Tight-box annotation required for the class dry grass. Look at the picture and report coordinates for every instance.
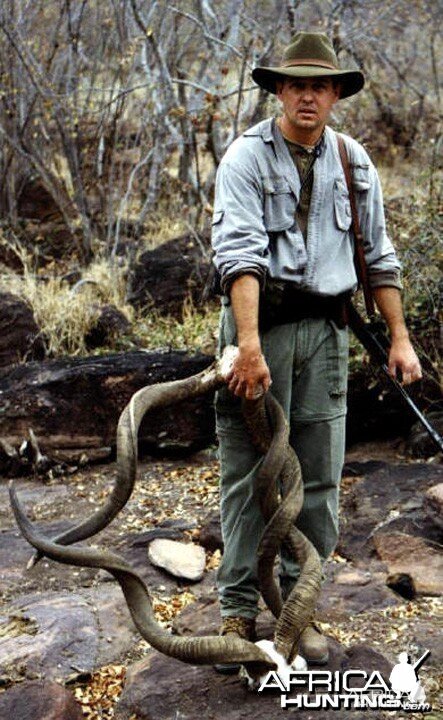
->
[134,296,219,355]
[141,209,189,249]
[0,234,219,357]
[0,159,438,366]
[1,240,134,356]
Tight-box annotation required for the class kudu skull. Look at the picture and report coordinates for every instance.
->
[10,346,322,677]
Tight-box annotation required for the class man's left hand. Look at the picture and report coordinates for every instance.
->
[388,337,422,385]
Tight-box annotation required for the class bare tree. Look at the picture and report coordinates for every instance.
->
[0,0,439,264]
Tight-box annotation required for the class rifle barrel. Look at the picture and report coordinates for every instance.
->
[380,365,443,453]
[412,649,431,672]
[348,303,443,454]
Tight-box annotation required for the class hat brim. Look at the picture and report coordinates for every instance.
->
[252,65,365,99]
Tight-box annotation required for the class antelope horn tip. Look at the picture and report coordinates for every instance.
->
[217,345,239,380]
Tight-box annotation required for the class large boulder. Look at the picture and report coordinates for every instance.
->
[128,234,211,318]
[85,304,132,349]
[0,593,98,681]
[0,292,45,368]
[373,532,443,596]
[17,179,63,222]
[338,460,443,563]
[0,681,83,720]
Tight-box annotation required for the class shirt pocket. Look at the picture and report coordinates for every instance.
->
[351,164,371,192]
[333,178,352,232]
[263,177,295,232]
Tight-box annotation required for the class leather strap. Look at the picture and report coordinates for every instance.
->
[336,133,376,319]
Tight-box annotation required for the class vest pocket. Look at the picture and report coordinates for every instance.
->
[333,179,352,231]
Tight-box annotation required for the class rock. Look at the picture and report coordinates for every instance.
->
[86,583,138,666]
[386,573,417,600]
[112,532,188,595]
[338,461,443,561]
[0,593,98,682]
[115,652,234,720]
[85,304,131,349]
[172,598,221,637]
[317,572,400,622]
[406,412,443,458]
[128,234,211,318]
[0,582,140,682]
[0,514,71,597]
[0,681,83,720]
[409,620,443,668]
[373,533,443,596]
[122,518,194,546]
[0,292,45,369]
[199,513,223,552]
[342,459,387,476]
[117,649,365,720]
[341,644,393,687]
[423,483,443,531]
[0,525,39,593]
[17,179,64,222]
[0,515,99,601]
[147,539,206,581]
[115,622,375,720]
[334,568,371,586]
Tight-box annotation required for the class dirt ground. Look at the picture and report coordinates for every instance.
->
[0,440,442,719]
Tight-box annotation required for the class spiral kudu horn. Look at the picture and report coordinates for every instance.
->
[243,394,322,663]
[12,345,321,670]
[10,346,275,673]
[27,346,239,569]
[9,482,274,673]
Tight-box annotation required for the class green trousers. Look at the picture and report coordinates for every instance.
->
[216,302,349,619]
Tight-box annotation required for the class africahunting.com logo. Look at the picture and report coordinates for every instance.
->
[258,649,432,712]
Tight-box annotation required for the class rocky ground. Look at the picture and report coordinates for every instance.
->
[0,440,442,720]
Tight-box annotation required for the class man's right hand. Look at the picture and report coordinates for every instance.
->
[227,343,271,399]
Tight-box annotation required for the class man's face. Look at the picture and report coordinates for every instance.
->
[276,77,340,135]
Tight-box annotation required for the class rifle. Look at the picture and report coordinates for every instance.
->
[347,302,443,454]
[337,134,443,455]
[412,649,431,673]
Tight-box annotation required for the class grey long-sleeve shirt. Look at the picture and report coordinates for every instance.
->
[212,119,401,296]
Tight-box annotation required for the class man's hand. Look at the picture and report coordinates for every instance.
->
[227,343,271,399]
[373,287,422,386]
[388,336,422,386]
[227,274,271,398]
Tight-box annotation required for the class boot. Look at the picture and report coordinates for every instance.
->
[299,622,329,665]
[213,616,257,674]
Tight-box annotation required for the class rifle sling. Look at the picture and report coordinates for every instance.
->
[336,134,376,319]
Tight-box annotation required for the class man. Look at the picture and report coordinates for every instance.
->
[211,31,421,670]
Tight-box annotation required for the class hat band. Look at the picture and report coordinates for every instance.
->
[283,59,338,70]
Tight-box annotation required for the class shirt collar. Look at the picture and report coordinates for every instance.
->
[279,126,326,157]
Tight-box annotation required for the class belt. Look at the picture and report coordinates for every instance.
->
[259,282,350,331]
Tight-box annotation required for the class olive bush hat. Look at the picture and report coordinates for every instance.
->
[252,31,364,99]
